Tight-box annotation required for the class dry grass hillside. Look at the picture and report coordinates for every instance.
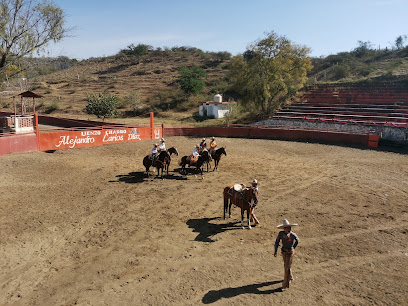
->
[1,50,231,123]
[2,45,408,125]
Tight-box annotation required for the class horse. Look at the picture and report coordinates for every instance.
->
[179,150,211,179]
[223,184,258,229]
[165,147,179,175]
[211,147,227,171]
[200,148,213,172]
[143,147,178,178]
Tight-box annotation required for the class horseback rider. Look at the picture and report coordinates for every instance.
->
[190,144,200,163]
[199,138,207,153]
[158,138,166,152]
[250,179,260,225]
[150,144,159,163]
[209,136,217,154]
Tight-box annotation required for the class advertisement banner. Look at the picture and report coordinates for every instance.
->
[39,126,162,151]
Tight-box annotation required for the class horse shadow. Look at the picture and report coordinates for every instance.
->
[202,280,283,304]
[186,217,241,242]
[109,172,145,184]
[164,173,188,180]
[110,171,188,183]
[174,167,207,176]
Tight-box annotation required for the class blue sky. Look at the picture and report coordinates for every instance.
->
[45,0,408,59]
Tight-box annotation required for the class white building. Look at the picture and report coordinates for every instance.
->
[198,94,237,119]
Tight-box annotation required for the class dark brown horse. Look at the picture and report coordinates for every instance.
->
[179,150,211,179]
[211,147,227,171]
[223,185,258,229]
[164,147,179,175]
[143,147,179,178]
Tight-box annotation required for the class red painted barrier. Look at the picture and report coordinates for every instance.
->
[0,112,163,155]
[163,126,375,147]
[39,126,161,151]
[0,133,37,155]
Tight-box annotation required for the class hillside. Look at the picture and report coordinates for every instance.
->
[1,45,408,124]
[309,46,408,83]
[1,49,232,123]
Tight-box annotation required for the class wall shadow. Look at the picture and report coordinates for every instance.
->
[186,217,241,242]
[202,280,283,304]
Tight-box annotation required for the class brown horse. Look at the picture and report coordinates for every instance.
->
[143,147,178,178]
[179,150,211,179]
[211,147,227,171]
[223,185,258,229]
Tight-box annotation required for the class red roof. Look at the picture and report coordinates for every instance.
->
[198,101,237,105]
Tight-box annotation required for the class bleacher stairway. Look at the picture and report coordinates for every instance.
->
[261,82,408,146]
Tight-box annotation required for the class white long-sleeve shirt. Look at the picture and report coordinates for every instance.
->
[158,142,166,151]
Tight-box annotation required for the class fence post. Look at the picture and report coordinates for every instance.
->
[150,112,154,140]
[35,114,40,151]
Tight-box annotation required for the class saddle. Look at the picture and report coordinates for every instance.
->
[229,184,247,206]
[190,155,198,163]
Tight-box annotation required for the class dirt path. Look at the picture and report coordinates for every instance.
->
[1,137,407,305]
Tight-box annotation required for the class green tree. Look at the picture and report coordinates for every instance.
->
[395,35,407,50]
[121,44,152,57]
[229,31,312,113]
[0,0,69,70]
[353,41,374,57]
[86,92,118,121]
[177,66,207,96]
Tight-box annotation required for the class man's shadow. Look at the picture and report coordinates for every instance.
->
[202,280,283,304]
[186,217,241,242]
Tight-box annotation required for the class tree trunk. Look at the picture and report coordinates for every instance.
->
[0,54,7,70]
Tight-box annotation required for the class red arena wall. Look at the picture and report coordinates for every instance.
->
[0,133,37,155]
[163,126,376,147]
[39,126,160,151]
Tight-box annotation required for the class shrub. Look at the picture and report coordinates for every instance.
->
[45,102,60,114]
[332,65,349,80]
[86,92,118,120]
[121,44,152,57]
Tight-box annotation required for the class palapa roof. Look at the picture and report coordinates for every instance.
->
[17,91,43,98]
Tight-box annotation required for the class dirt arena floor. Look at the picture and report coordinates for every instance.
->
[1,137,407,305]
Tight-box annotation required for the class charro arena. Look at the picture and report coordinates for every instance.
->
[1,130,408,305]
[1,84,408,305]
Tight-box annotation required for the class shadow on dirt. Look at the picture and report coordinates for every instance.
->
[202,280,283,304]
[110,172,145,184]
[186,217,241,242]
[110,171,188,183]
[163,173,189,180]
[173,167,211,176]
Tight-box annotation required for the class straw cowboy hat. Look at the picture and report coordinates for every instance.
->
[252,179,258,185]
[211,136,215,139]
[277,219,298,228]
[160,138,166,142]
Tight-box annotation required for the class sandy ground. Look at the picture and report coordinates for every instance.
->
[1,137,407,305]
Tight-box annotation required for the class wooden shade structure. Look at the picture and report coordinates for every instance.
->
[13,91,43,116]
